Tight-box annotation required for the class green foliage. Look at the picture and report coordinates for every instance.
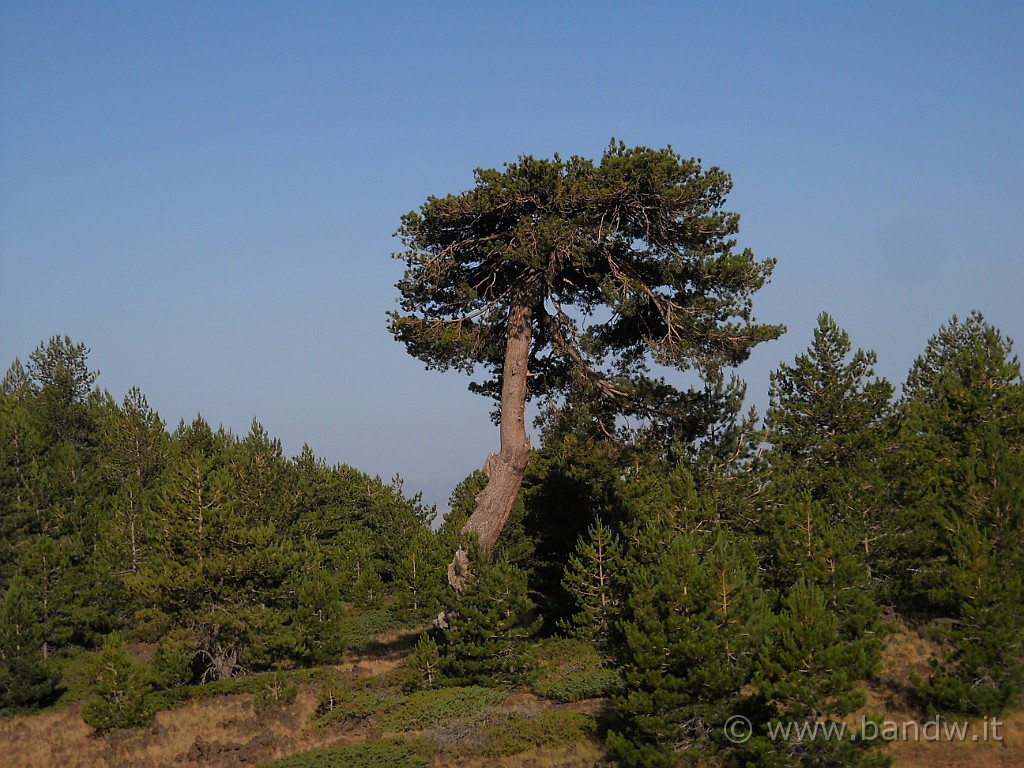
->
[560,519,623,647]
[402,633,442,692]
[81,633,151,731]
[526,637,621,702]
[335,609,408,652]
[434,709,597,759]
[518,407,628,623]
[313,670,405,727]
[392,525,449,621]
[439,552,540,687]
[145,627,196,690]
[889,312,1024,713]
[252,670,298,711]
[23,335,100,446]
[263,740,430,768]
[760,314,887,717]
[2,298,1022,768]
[750,579,887,768]
[759,578,867,716]
[765,312,893,483]
[380,685,504,731]
[390,142,782,418]
[0,574,62,712]
[764,312,892,591]
[609,522,771,768]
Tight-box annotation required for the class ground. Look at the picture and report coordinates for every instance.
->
[0,625,1021,767]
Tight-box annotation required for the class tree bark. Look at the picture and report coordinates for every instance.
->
[449,296,535,590]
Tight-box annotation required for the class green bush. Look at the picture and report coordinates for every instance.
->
[262,739,429,768]
[401,633,442,692]
[253,670,298,710]
[313,671,405,727]
[480,710,596,757]
[146,626,196,689]
[81,633,151,731]
[432,709,597,758]
[336,609,407,652]
[380,685,504,731]
[527,637,621,702]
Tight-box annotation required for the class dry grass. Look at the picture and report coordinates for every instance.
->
[886,709,1024,768]
[0,689,324,768]
[0,621,1020,768]
[869,618,1024,768]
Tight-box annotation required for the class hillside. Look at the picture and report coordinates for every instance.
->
[1,622,1021,768]
[3,313,1023,767]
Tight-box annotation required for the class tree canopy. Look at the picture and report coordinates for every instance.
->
[390,141,783,554]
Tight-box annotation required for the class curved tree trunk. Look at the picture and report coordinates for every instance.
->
[448,297,534,590]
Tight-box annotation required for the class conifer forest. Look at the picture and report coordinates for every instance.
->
[2,145,1022,768]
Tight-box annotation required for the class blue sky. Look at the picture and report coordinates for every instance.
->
[2,1,1021,510]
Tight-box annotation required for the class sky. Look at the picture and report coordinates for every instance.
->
[2,1,1022,511]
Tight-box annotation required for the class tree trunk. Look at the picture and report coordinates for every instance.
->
[449,297,534,590]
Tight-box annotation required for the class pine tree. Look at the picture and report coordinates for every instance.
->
[0,338,111,649]
[81,632,150,731]
[127,417,303,678]
[23,335,99,448]
[764,312,893,575]
[232,419,290,529]
[0,384,46,587]
[393,524,449,621]
[440,550,539,687]
[291,538,349,663]
[609,523,771,768]
[760,314,889,689]
[403,633,442,692]
[755,578,887,768]
[0,574,61,712]
[560,519,622,649]
[391,143,782,562]
[890,312,1024,713]
[95,388,167,576]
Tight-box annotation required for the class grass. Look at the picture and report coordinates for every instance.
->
[1,619,1021,768]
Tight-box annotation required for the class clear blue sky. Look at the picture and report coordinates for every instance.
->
[2,1,1021,510]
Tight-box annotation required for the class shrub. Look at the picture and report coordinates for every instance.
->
[263,739,429,768]
[431,709,597,758]
[81,633,151,731]
[253,670,298,710]
[380,685,504,731]
[527,637,621,702]
[402,633,442,692]
[313,671,405,728]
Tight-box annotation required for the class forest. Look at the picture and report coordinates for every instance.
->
[2,145,1023,768]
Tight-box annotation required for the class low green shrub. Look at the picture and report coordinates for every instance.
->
[526,637,622,702]
[261,739,429,768]
[253,670,298,710]
[380,685,504,731]
[431,709,597,758]
[336,609,407,652]
[480,710,597,756]
[313,670,404,727]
